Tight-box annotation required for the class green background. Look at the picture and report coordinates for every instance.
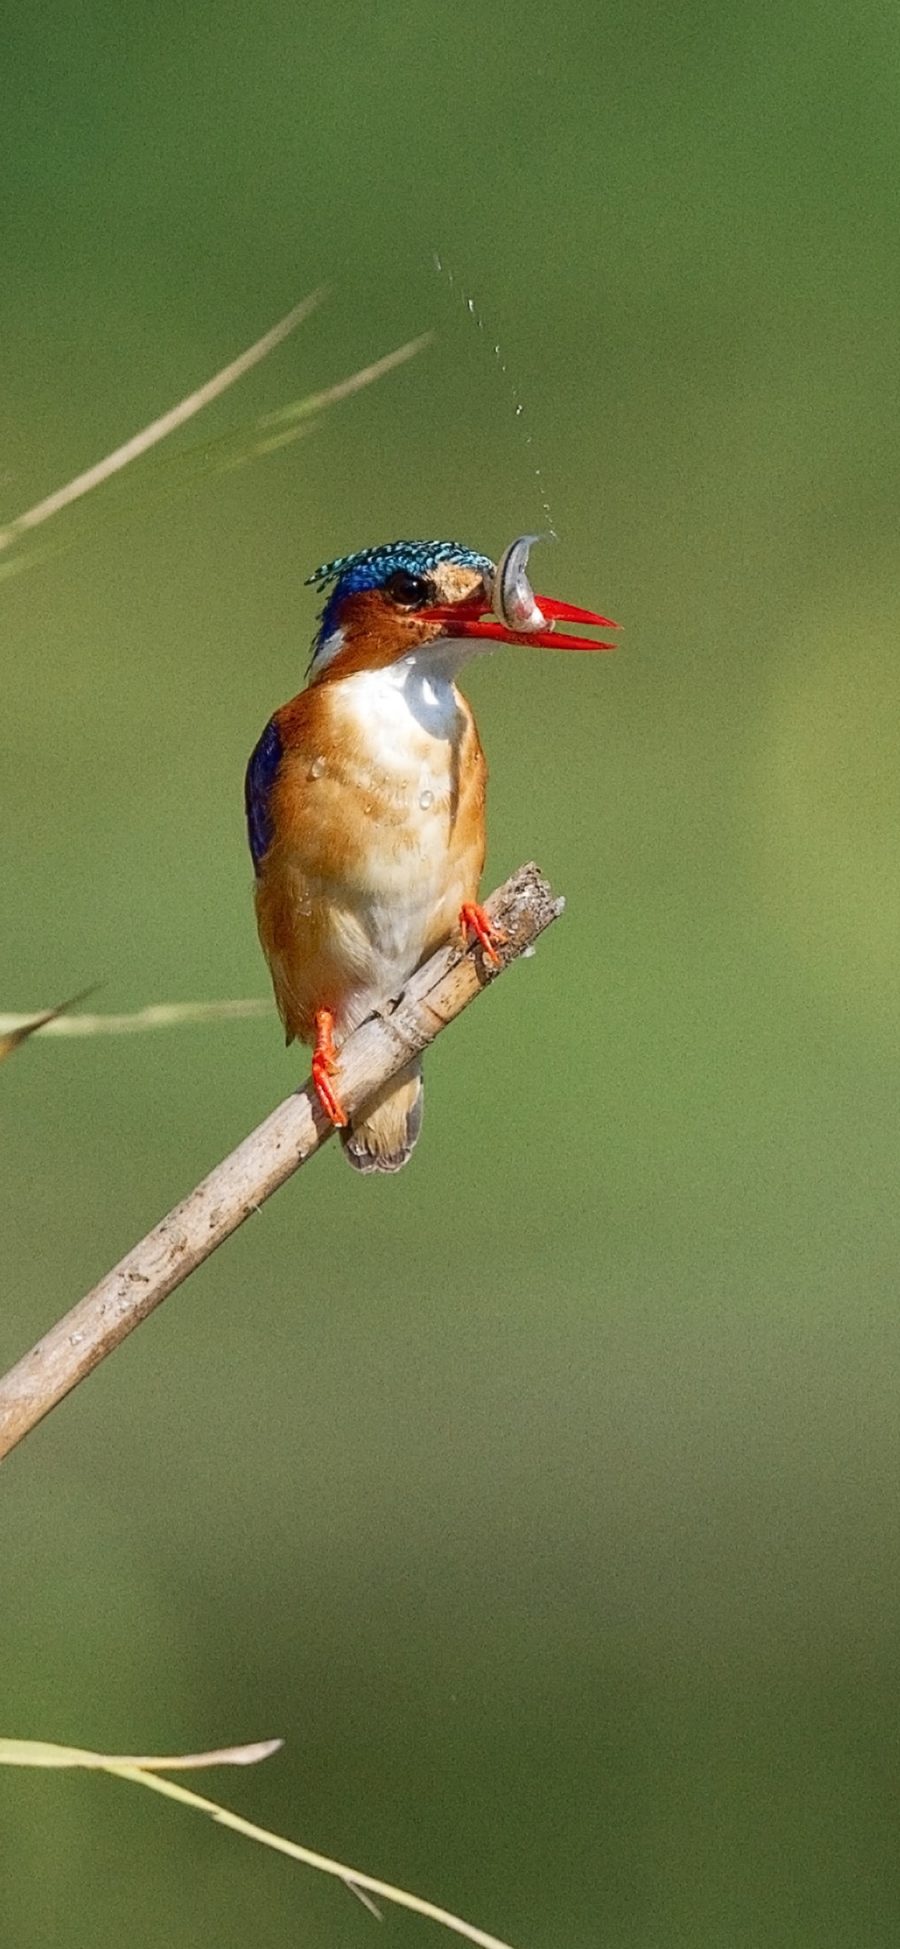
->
[3,2,900,1943]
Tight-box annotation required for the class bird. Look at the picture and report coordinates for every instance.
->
[245,536,615,1173]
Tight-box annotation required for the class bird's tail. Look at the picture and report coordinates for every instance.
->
[341,1059,424,1175]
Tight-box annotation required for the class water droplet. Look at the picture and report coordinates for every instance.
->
[309,757,325,780]
[419,789,434,810]
[430,251,557,535]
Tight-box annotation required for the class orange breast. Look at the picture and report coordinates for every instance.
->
[254,665,486,1045]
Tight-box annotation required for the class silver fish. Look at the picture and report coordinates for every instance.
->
[490,534,547,633]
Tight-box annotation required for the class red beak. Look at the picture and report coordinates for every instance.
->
[425,593,618,652]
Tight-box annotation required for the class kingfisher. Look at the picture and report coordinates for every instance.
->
[245,535,615,1173]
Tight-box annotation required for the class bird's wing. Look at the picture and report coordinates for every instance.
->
[244,716,284,873]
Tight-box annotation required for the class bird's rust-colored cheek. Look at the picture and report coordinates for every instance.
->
[311,588,441,680]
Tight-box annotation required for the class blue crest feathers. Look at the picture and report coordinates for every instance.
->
[307,538,493,645]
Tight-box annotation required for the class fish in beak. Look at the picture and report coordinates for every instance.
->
[425,534,618,652]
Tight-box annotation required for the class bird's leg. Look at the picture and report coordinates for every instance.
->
[311,1007,348,1127]
[459,901,506,968]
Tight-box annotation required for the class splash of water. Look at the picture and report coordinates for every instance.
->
[432,252,558,541]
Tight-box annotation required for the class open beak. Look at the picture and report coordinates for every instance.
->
[424,534,617,651]
[424,594,618,653]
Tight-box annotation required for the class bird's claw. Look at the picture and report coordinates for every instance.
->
[459,901,506,968]
[312,1009,348,1127]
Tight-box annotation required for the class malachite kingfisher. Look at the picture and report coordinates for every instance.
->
[245,535,615,1174]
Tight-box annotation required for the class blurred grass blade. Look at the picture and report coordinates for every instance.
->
[0,998,269,1044]
[118,1741,285,1770]
[0,290,325,558]
[258,332,434,431]
[347,1880,385,1919]
[166,329,434,480]
[0,987,99,1064]
[0,1737,520,1949]
[0,330,433,587]
[0,1738,282,1769]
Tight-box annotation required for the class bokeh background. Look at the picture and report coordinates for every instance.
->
[3,2,900,1943]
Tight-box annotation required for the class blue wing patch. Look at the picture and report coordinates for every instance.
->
[245,716,283,873]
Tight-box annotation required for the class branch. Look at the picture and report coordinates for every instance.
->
[0,864,563,1463]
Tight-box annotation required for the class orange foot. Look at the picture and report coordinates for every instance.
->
[312,1007,348,1127]
[459,901,506,969]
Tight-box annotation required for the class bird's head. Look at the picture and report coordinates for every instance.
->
[305,536,616,680]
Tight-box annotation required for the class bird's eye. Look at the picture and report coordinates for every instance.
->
[385,569,434,609]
